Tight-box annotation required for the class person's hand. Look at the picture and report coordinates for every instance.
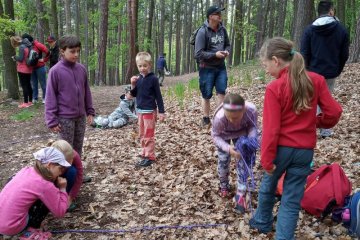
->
[130,76,139,85]
[265,165,276,175]
[87,115,94,125]
[215,51,226,59]
[11,56,16,61]
[159,113,166,122]
[229,147,241,159]
[221,51,229,57]
[50,125,61,133]
[38,58,44,63]
[56,177,67,190]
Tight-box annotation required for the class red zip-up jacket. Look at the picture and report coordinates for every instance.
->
[261,67,342,171]
[33,40,50,68]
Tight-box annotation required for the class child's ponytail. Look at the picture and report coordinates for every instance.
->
[34,161,54,181]
[288,51,314,114]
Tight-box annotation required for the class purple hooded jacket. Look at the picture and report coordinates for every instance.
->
[45,59,95,128]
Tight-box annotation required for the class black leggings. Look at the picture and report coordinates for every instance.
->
[18,72,33,103]
[27,200,50,228]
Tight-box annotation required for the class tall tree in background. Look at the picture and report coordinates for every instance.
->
[125,0,139,83]
[75,0,80,38]
[35,0,49,42]
[276,0,287,37]
[293,0,314,49]
[146,0,155,53]
[167,0,174,71]
[0,0,19,99]
[50,0,59,38]
[233,0,243,66]
[175,1,181,75]
[159,0,165,55]
[65,0,72,34]
[96,0,109,85]
[336,0,345,23]
[349,16,360,63]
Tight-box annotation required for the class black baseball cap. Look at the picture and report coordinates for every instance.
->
[206,6,225,18]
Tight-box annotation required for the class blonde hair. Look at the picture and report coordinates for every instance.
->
[260,37,314,114]
[135,52,152,65]
[34,161,54,181]
[10,36,22,48]
[51,140,74,162]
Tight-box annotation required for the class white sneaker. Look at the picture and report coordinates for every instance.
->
[42,99,45,104]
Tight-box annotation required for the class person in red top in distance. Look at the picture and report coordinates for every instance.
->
[249,37,342,240]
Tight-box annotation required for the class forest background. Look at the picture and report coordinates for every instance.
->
[0,0,360,99]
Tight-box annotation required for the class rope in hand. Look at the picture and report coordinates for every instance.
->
[51,223,227,234]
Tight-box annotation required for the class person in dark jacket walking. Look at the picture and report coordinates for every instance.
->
[300,0,349,138]
[47,35,60,69]
[195,5,230,128]
[156,53,169,86]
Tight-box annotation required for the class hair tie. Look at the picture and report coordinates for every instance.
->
[290,49,296,56]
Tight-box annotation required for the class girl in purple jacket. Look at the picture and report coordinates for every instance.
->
[45,35,95,156]
[211,93,258,213]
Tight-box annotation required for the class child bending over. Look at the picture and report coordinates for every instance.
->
[92,86,137,128]
[130,52,166,167]
[211,93,258,214]
[249,37,342,240]
[0,147,70,238]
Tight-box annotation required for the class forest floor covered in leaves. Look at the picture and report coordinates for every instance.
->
[0,64,359,240]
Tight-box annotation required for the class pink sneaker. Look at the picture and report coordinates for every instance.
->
[19,227,52,240]
[26,102,33,107]
[18,103,28,108]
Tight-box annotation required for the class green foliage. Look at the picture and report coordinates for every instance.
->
[10,109,34,121]
[228,74,235,86]
[0,18,16,40]
[258,69,266,84]
[173,82,186,108]
[187,77,198,92]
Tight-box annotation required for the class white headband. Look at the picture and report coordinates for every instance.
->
[33,147,71,167]
[223,103,243,111]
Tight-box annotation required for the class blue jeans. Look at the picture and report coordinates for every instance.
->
[250,146,313,240]
[62,166,77,193]
[31,66,47,101]
[199,66,227,99]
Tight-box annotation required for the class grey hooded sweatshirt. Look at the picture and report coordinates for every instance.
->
[194,20,230,68]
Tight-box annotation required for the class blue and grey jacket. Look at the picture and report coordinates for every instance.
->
[194,20,230,68]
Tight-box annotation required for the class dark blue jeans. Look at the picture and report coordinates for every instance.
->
[62,166,77,193]
[250,146,313,240]
[199,66,227,99]
[31,66,46,101]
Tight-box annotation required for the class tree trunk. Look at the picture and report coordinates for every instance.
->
[276,0,287,37]
[267,0,275,38]
[96,0,109,85]
[35,0,49,43]
[167,0,174,72]
[228,0,235,65]
[349,16,360,63]
[65,0,72,34]
[115,18,122,85]
[336,0,345,23]
[159,0,165,55]
[175,1,182,75]
[50,0,59,38]
[233,0,243,66]
[186,0,193,73]
[181,1,188,74]
[75,0,80,38]
[293,0,314,49]
[84,0,89,77]
[125,0,138,83]
[146,0,155,53]
[0,0,19,99]
[58,0,64,36]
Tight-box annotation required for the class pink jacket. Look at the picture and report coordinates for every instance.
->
[14,39,33,74]
[0,167,68,235]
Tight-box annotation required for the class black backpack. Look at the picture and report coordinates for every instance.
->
[26,45,40,66]
[189,25,206,46]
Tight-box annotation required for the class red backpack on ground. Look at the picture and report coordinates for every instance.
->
[301,163,352,218]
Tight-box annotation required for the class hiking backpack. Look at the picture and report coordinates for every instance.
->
[300,163,352,218]
[332,190,360,238]
[189,25,206,46]
[26,45,40,66]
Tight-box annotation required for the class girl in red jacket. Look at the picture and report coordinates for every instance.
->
[249,37,342,240]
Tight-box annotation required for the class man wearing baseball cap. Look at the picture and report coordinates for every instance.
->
[47,35,59,69]
[195,5,230,128]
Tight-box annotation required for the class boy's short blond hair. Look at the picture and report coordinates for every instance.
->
[136,52,152,65]
[51,140,74,163]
